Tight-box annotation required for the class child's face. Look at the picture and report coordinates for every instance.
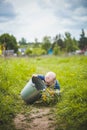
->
[45,75,54,86]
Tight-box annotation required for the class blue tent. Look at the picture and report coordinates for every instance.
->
[48,48,53,55]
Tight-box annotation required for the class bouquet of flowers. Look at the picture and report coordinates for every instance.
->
[41,88,59,105]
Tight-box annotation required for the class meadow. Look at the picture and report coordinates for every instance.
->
[0,55,87,130]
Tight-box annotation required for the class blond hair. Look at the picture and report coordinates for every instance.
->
[45,71,56,80]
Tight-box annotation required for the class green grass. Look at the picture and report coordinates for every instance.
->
[0,55,87,130]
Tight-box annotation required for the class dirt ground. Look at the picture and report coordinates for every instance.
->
[14,103,56,130]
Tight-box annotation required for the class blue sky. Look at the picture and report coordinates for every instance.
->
[0,0,87,42]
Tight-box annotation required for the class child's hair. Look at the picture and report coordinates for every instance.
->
[45,71,56,80]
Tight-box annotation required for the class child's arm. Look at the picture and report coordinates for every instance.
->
[54,80,60,95]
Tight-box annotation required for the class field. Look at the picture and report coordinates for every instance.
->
[0,55,87,130]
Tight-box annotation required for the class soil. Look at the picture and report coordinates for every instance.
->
[14,102,56,130]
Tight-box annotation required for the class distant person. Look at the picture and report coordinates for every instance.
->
[32,71,60,95]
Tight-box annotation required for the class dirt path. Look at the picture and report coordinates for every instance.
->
[14,104,56,130]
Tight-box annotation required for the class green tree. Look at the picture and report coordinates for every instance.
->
[41,36,51,53]
[53,44,60,55]
[64,32,78,52]
[52,34,65,50]
[0,33,18,52]
[25,47,32,56]
[33,38,41,48]
[78,29,87,50]
[19,37,27,45]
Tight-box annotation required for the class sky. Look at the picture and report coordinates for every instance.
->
[0,0,87,42]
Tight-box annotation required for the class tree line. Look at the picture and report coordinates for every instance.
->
[0,29,87,56]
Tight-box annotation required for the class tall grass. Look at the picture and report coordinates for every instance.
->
[0,57,36,129]
[0,55,87,130]
[54,56,87,130]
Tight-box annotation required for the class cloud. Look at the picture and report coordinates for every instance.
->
[0,0,87,42]
[0,0,16,22]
